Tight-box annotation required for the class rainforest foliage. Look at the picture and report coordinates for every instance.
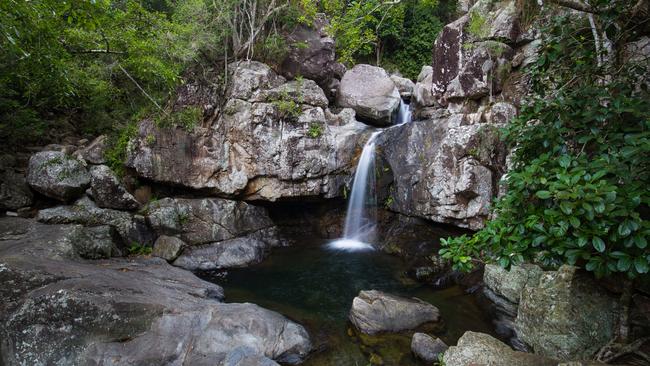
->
[0,0,454,148]
[440,4,650,279]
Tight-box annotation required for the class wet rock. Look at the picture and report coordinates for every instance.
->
[515,265,619,361]
[0,217,311,365]
[89,165,140,210]
[349,290,440,335]
[67,224,122,259]
[127,61,370,200]
[442,331,557,366]
[26,151,90,202]
[336,64,401,126]
[411,333,448,363]
[152,235,185,261]
[390,74,415,99]
[172,230,276,271]
[74,135,108,164]
[377,117,507,230]
[484,263,543,304]
[37,196,154,245]
[0,170,33,210]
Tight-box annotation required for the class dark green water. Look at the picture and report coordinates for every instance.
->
[201,239,495,365]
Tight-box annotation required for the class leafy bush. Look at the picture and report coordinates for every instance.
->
[127,242,152,256]
[440,13,650,278]
[307,123,323,138]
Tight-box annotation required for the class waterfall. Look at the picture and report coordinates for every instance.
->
[328,131,381,251]
[328,98,411,251]
[396,100,412,125]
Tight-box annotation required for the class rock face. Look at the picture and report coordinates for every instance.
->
[74,135,108,164]
[0,217,311,365]
[279,13,344,95]
[89,165,140,210]
[442,331,557,366]
[152,235,185,261]
[377,113,507,230]
[411,333,448,363]
[484,264,543,304]
[349,290,440,334]
[146,197,284,270]
[515,266,619,361]
[391,74,415,99]
[67,225,122,259]
[336,64,401,126]
[127,61,370,201]
[26,151,90,202]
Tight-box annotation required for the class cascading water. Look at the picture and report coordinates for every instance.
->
[329,99,412,251]
[328,131,381,251]
[396,99,412,125]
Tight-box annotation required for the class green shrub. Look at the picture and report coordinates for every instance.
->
[127,242,152,256]
[307,123,323,138]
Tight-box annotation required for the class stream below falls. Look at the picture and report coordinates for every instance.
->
[200,237,496,365]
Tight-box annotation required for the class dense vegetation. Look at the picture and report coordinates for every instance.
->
[441,3,650,279]
[0,0,454,149]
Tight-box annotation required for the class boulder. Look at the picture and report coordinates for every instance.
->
[127,61,370,200]
[411,333,448,363]
[89,165,140,210]
[37,196,154,245]
[26,151,90,202]
[172,233,273,271]
[74,135,108,164]
[0,217,311,365]
[515,265,619,361]
[377,116,507,230]
[66,225,122,259]
[442,331,557,366]
[279,14,344,93]
[0,170,33,210]
[483,263,543,304]
[336,64,401,126]
[152,235,185,261]
[146,197,283,269]
[390,74,415,99]
[349,290,440,334]
[222,346,280,366]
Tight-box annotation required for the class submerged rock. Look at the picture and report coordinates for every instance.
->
[515,265,619,361]
[442,331,556,366]
[89,165,140,210]
[26,151,90,202]
[0,217,311,365]
[411,333,448,363]
[336,64,401,126]
[349,290,440,335]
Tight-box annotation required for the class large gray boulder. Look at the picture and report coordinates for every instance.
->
[377,114,507,230]
[411,333,448,363]
[66,225,122,259]
[127,61,370,201]
[0,217,311,365]
[152,235,185,261]
[74,135,108,164]
[279,14,345,92]
[515,265,619,361]
[484,263,543,304]
[336,64,401,126]
[349,290,440,335]
[26,151,90,202]
[391,74,415,99]
[37,196,154,245]
[146,197,284,270]
[442,331,557,366]
[89,165,140,210]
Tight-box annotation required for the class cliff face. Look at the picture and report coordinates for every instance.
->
[377,0,536,230]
